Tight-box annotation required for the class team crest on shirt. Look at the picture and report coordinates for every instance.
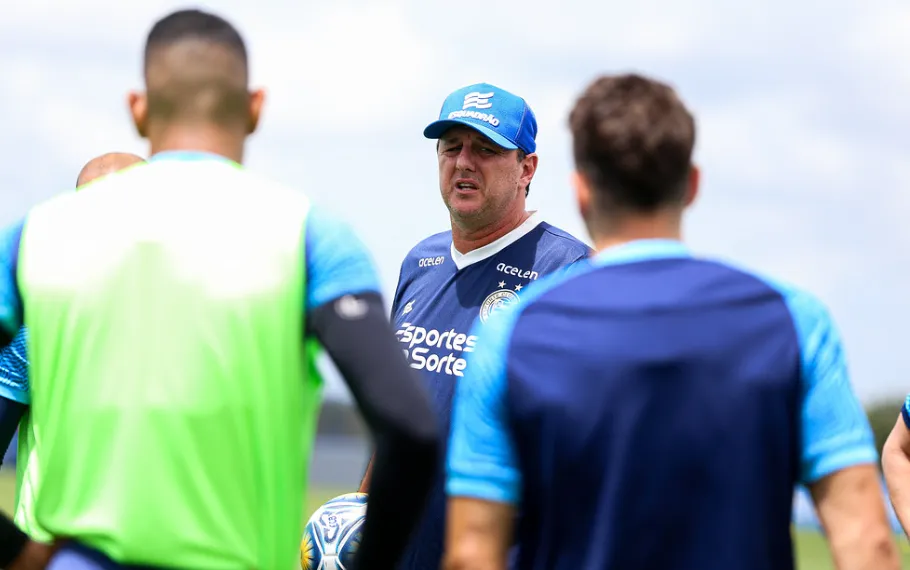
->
[479,281,522,323]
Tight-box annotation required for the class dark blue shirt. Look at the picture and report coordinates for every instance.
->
[392,213,590,570]
[448,239,876,570]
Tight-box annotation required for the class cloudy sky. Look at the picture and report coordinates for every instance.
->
[0,0,907,403]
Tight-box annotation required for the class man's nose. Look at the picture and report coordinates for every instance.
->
[454,146,476,172]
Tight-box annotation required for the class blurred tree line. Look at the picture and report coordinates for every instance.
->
[317,400,367,437]
[868,399,905,457]
[318,397,909,453]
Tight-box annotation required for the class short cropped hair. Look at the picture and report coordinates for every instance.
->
[569,74,695,213]
[145,9,248,70]
[143,9,250,125]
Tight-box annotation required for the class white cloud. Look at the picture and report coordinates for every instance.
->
[828,1,910,126]
[253,2,441,134]
[848,0,910,80]
[697,90,865,192]
[2,1,444,136]
[455,0,714,59]
[0,55,144,174]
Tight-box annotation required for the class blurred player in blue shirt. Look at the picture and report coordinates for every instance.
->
[444,73,900,570]
[357,82,591,570]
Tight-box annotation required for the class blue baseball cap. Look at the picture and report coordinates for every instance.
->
[423,82,537,154]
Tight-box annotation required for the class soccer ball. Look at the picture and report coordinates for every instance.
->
[300,492,368,570]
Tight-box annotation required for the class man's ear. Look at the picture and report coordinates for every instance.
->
[128,91,148,138]
[684,164,700,208]
[247,88,266,134]
[572,170,592,222]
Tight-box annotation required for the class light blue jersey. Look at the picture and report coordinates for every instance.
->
[0,328,28,404]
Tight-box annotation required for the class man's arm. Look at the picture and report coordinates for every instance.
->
[357,260,409,495]
[882,403,910,536]
[0,397,24,467]
[357,456,373,493]
[0,219,25,348]
[788,288,900,569]
[305,208,439,569]
[0,514,51,570]
[0,327,31,465]
[444,308,522,570]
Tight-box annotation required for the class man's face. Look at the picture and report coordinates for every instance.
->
[437,126,534,226]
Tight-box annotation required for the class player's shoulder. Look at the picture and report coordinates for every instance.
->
[537,221,590,250]
[401,230,452,264]
[694,256,832,324]
[26,186,89,220]
[304,203,374,261]
[232,168,314,211]
[531,221,592,262]
[495,257,596,323]
[161,159,313,211]
[473,260,590,345]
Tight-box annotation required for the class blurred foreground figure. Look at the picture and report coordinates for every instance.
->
[0,151,146,545]
[0,8,437,570]
[443,73,901,570]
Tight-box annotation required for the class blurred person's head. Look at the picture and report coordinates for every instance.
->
[76,152,146,188]
[423,83,539,245]
[568,73,699,250]
[128,9,264,164]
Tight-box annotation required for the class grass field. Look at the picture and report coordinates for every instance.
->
[0,470,907,568]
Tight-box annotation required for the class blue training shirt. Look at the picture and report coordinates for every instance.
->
[392,212,590,570]
[448,239,876,570]
[0,328,28,404]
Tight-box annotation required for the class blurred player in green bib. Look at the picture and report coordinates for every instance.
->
[0,8,438,570]
[0,151,145,546]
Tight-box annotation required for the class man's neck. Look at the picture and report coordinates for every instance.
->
[590,212,683,253]
[148,124,246,164]
[451,208,532,254]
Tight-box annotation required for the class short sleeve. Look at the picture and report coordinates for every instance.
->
[304,206,382,313]
[446,306,522,505]
[0,219,25,337]
[0,327,29,404]
[785,287,877,484]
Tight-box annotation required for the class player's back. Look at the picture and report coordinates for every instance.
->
[18,155,319,569]
[506,246,807,570]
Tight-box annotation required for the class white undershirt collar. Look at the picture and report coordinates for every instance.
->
[450,211,543,270]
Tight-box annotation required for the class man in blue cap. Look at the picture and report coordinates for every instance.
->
[357,83,591,569]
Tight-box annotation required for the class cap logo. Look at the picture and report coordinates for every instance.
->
[447,91,500,127]
[462,91,494,110]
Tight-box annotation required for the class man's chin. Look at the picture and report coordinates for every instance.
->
[448,204,486,223]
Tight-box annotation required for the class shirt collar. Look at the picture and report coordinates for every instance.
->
[591,239,691,268]
[148,151,239,167]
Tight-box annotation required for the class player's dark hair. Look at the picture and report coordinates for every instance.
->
[569,73,695,213]
[145,9,248,69]
[143,9,250,125]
